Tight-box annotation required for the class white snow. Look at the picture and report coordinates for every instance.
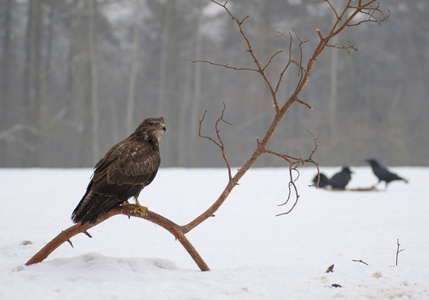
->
[1,167,428,299]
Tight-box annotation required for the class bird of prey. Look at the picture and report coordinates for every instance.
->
[329,167,353,190]
[312,173,330,188]
[366,159,408,189]
[72,117,166,224]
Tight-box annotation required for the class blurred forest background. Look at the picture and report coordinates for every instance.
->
[0,0,427,168]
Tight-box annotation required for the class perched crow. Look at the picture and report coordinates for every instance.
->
[329,167,353,190]
[366,159,408,189]
[312,173,330,188]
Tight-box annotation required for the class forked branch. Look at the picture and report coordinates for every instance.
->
[318,0,390,40]
[259,126,319,215]
[26,206,210,271]
[190,0,389,220]
[395,238,405,266]
[199,102,233,180]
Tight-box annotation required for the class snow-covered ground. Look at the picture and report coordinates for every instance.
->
[1,167,428,299]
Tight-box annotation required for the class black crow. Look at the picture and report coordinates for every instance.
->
[329,167,353,190]
[312,173,330,188]
[366,159,408,189]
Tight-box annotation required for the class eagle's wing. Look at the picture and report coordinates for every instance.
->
[91,140,161,194]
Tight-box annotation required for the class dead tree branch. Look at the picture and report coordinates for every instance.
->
[26,205,209,271]
[352,259,369,266]
[199,102,233,181]
[0,124,39,151]
[395,238,405,266]
[188,0,389,220]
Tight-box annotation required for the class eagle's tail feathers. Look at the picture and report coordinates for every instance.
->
[71,192,122,225]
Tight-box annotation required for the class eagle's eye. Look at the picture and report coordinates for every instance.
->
[151,122,165,129]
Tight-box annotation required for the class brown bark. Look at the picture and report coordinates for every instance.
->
[26,205,209,271]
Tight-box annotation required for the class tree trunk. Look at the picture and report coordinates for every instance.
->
[125,0,143,134]
[35,0,50,166]
[189,0,205,166]
[24,0,35,112]
[89,0,99,162]
[0,0,12,128]
[328,2,339,141]
[157,1,173,117]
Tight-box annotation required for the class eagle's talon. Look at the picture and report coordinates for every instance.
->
[131,196,147,216]
[132,205,148,216]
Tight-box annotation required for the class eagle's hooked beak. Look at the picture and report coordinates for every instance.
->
[161,124,166,132]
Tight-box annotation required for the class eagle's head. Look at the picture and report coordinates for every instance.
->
[135,117,166,142]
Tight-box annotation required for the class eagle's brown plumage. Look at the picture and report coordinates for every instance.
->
[72,117,165,224]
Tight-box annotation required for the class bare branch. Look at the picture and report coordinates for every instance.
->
[256,126,319,215]
[348,3,391,26]
[296,98,314,110]
[189,59,258,73]
[83,230,92,238]
[0,124,39,151]
[304,125,319,162]
[278,167,300,208]
[198,110,221,148]
[352,259,369,266]
[274,31,309,99]
[395,238,405,266]
[262,50,283,72]
[205,0,281,112]
[0,124,39,140]
[199,103,233,180]
[293,31,309,91]
[26,205,210,272]
[333,1,390,36]
[274,32,293,95]
[66,239,74,248]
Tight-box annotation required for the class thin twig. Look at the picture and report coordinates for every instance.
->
[256,125,319,215]
[208,0,280,112]
[395,238,405,266]
[352,259,369,266]
[189,59,258,73]
[296,98,314,110]
[199,102,233,180]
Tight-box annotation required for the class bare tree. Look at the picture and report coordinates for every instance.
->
[1,0,13,129]
[26,0,390,271]
[157,1,174,117]
[89,0,100,162]
[125,0,143,134]
[188,0,206,165]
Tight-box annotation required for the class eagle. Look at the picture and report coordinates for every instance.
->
[71,117,166,224]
